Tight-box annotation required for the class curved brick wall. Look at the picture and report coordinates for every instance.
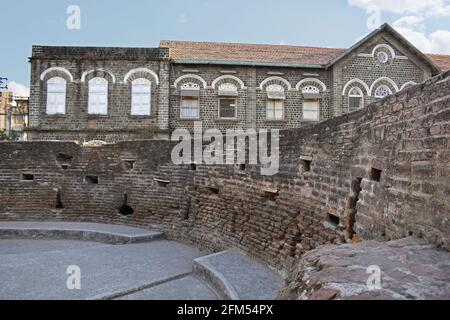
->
[0,71,449,276]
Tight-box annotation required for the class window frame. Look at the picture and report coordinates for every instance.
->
[88,77,109,115]
[374,84,392,99]
[180,96,200,119]
[302,99,320,121]
[348,87,364,112]
[266,99,284,121]
[218,97,238,120]
[46,77,67,115]
[131,78,152,116]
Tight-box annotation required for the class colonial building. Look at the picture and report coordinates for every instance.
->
[27,24,450,142]
[0,92,29,140]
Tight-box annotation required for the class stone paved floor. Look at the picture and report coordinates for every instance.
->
[0,239,218,300]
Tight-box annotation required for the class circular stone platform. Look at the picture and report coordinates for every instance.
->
[0,222,284,300]
[0,238,219,300]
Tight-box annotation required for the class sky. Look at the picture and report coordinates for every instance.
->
[1,0,449,97]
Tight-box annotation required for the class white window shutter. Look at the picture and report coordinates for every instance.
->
[131,78,151,115]
[88,77,108,115]
[303,100,319,121]
[46,77,67,115]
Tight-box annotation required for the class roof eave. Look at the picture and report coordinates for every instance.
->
[171,59,326,69]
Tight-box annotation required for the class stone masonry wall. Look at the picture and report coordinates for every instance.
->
[169,65,332,132]
[1,71,449,275]
[333,32,432,117]
[28,46,170,142]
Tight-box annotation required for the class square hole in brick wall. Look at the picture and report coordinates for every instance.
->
[264,189,279,202]
[190,163,197,171]
[327,213,340,227]
[155,179,170,188]
[21,173,34,181]
[208,186,221,195]
[301,160,311,172]
[370,168,382,182]
[299,156,312,174]
[85,175,99,185]
[56,153,73,170]
[123,160,135,170]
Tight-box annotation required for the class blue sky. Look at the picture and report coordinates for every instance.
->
[1,0,450,95]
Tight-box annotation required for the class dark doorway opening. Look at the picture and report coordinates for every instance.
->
[119,193,134,216]
[55,189,64,209]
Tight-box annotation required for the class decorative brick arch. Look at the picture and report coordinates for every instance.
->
[40,67,74,82]
[342,78,370,96]
[81,68,116,83]
[296,78,327,92]
[259,76,292,91]
[173,74,207,89]
[369,77,399,96]
[123,68,159,85]
[371,44,396,59]
[400,81,417,91]
[212,75,245,90]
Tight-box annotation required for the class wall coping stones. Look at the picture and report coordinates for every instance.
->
[0,222,164,245]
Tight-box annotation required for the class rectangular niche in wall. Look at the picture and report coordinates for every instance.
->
[56,153,73,170]
[154,178,170,188]
[123,159,136,170]
[21,173,34,181]
[370,168,382,182]
[326,213,340,229]
[299,155,312,173]
[85,175,99,185]
[263,188,279,202]
[208,186,221,195]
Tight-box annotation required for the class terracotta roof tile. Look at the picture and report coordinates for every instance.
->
[427,54,450,71]
[160,40,345,66]
[160,40,450,72]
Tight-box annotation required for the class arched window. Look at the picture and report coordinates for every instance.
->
[266,84,285,120]
[131,78,151,116]
[46,77,66,115]
[88,77,108,115]
[218,83,238,119]
[348,87,364,112]
[180,82,200,119]
[302,86,320,121]
[374,85,392,99]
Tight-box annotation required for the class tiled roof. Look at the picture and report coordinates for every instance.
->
[159,40,345,67]
[427,54,450,71]
[160,40,450,72]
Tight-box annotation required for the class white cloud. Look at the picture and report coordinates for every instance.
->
[393,16,426,31]
[393,16,450,54]
[348,0,450,54]
[6,81,30,97]
[348,0,450,17]
[427,30,450,53]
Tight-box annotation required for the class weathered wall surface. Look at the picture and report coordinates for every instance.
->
[28,46,170,141]
[333,32,431,117]
[169,64,332,132]
[1,72,449,275]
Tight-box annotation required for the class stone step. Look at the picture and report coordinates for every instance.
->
[0,221,163,245]
[193,250,284,300]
